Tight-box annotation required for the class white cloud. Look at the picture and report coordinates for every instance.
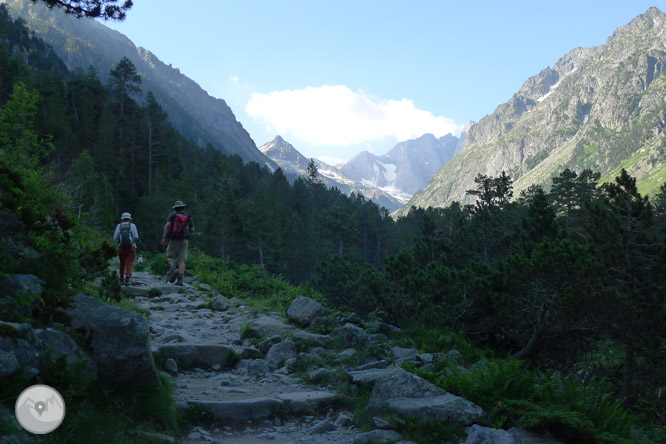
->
[229,75,240,84]
[246,85,460,146]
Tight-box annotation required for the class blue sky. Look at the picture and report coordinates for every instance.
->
[104,1,662,165]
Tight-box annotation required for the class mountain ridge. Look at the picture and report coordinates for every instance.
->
[396,7,666,216]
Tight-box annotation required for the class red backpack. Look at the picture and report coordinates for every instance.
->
[171,213,189,239]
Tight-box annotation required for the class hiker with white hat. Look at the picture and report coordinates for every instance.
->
[113,212,139,285]
[161,200,195,286]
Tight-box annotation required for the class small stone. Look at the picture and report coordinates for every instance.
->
[164,358,178,374]
[372,417,391,429]
[187,431,202,440]
[312,420,336,434]
[336,412,353,427]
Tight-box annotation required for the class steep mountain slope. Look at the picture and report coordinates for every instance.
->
[259,136,405,211]
[397,7,666,216]
[339,131,466,197]
[2,0,274,167]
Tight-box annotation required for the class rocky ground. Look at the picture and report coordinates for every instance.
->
[127,271,371,444]
[120,271,566,444]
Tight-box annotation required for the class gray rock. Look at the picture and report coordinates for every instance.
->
[332,323,369,348]
[372,417,392,429]
[354,429,402,444]
[198,283,212,291]
[266,340,298,370]
[335,348,356,362]
[164,358,178,374]
[366,369,446,412]
[309,368,335,385]
[237,346,262,360]
[0,348,20,379]
[163,303,181,312]
[157,344,235,370]
[211,295,232,312]
[249,359,269,376]
[348,368,397,388]
[290,330,332,349]
[362,369,485,426]
[246,315,295,339]
[384,395,485,425]
[391,346,419,360]
[312,419,336,434]
[33,327,96,378]
[356,360,389,371]
[286,296,323,327]
[463,425,515,444]
[335,412,353,427]
[56,294,160,388]
[0,274,44,318]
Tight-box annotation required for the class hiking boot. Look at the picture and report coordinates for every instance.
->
[168,266,178,283]
[124,277,131,286]
[176,274,184,286]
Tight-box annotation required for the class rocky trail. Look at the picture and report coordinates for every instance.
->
[125,271,363,444]
[117,271,568,444]
[1,267,569,444]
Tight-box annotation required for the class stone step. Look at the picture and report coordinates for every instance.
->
[185,390,337,422]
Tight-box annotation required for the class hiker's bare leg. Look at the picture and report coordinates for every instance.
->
[178,260,185,275]
[167,257,175,267]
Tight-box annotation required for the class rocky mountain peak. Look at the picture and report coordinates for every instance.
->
[396,7,666,217]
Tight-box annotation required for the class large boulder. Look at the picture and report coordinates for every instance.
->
[265,340,298,370]
[287,296,323,327]
[331,323,369,348]
[0,322,94,380]
[245,315,295,339]
[366,368,484,426]
[56,294,160,388]
[0,274,44,318]
[34,327,96,379]
[366,369,446,410]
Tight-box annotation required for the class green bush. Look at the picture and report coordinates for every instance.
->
[436,359,634,442]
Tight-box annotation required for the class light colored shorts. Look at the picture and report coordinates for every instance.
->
[166,238,188,262]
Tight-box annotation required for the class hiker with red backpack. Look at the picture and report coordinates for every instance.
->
[161,200,195,286]
[113,212,139,286]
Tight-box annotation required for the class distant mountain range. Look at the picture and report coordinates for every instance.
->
[397,7,666,216]
[2,0,275,168]
[260,131,468,212]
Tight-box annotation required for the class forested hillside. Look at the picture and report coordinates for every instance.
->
[2,4,666,442]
